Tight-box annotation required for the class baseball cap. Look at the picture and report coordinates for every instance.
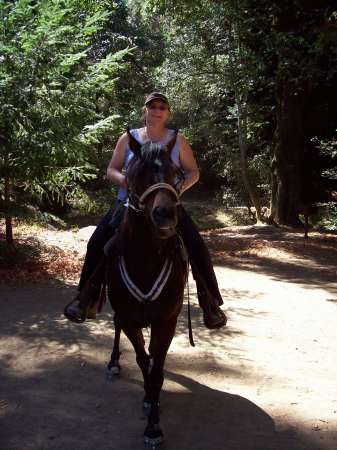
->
[144,92,169,106]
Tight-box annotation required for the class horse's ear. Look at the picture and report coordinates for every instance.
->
[166,129,179,154]
[127,127,142,156]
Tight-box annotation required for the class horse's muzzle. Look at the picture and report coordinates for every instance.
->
[151,206,178,238]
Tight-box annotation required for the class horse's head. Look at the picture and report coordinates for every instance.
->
[126,129,183,239]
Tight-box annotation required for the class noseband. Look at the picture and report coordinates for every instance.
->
[128,182,180,213]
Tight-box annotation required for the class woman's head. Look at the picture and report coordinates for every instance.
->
[142,92,171,126]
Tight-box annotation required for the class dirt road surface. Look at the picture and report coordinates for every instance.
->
[1,226,337,450]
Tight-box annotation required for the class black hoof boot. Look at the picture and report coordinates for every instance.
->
[144,423,163,449]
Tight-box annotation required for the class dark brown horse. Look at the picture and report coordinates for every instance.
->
[105,130,187,449]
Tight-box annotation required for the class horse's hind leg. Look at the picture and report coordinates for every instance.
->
[106,314,122,379]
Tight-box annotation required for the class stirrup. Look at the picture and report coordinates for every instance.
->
[64,298,86,323]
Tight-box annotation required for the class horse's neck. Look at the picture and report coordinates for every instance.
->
[120,212,170,288]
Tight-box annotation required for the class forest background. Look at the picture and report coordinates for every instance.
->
[1,0,337,245]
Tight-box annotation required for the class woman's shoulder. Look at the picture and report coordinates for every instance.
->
[168,128,186,138]
[117,128,141,144]
[173,130,189,145]
[167,128,184,142]
[134,126,145,132]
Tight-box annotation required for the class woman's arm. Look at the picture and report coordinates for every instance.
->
[179,134,200,194]
[106,133,128,188]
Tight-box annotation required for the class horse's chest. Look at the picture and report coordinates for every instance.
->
[107,254,185,325]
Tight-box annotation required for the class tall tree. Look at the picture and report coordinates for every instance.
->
[140,0,337,226]
[136,0,273,215]
[270,1,337,225]
[0,0,130,243]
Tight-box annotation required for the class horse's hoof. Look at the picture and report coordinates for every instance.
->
[144,424,163,449]
[144,436,163,449]
[106,362,120,380]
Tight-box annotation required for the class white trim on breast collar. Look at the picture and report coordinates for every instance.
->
[118,255,173,303]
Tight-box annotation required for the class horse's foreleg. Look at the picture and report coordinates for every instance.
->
[121,325,150,381]
[143,318,177,449]
[106,314,122,379]
[146,318,177,407]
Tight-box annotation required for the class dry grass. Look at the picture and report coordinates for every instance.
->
[2,216,337,285]
[0,222,83,284]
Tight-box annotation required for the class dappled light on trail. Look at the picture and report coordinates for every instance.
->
[1,225,337,449]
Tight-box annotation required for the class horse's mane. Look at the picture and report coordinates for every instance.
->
[139,141,167,162]
[127,142,170,181]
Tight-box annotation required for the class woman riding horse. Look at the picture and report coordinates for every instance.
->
[64,92,226,329]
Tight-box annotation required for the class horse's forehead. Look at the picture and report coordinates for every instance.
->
[153,158,164,169]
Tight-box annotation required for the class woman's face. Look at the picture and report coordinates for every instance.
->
[145,100,170,126]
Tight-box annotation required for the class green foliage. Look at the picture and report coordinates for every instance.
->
[1,0,336,233]
[23,164,98,206]
[0,0,131,222]
[304,203,337,233]
[67,183,117,216]
[325,204,337,232]
[135,0,274,206]
[132,0,337,223]
[314,138,337,162]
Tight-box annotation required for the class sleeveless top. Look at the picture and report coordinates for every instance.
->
[117,128,181,201]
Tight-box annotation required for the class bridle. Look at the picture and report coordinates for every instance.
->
[125,127,184,214]
[120,181,181,304]
[118,131,185,305]
[128,182,181,213]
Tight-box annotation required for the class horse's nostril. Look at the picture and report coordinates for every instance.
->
[153,206,175,220]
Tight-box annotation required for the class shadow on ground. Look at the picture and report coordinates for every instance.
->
[0,281,332,450]
[203,226,337,296]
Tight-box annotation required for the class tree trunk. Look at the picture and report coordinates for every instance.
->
[4,175,13,245]
[229,20,263,223]
[236,94,263,223]
[271,77,307,226]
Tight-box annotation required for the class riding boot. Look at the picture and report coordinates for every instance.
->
[64,259,106,323]
[190,261,227,329]
[177,206,226,329]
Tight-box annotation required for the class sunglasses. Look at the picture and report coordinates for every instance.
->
[147,104,169,111]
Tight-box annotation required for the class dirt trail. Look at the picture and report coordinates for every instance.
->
[1,226,337,450]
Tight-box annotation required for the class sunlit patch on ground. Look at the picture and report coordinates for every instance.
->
[1,221,337,449]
